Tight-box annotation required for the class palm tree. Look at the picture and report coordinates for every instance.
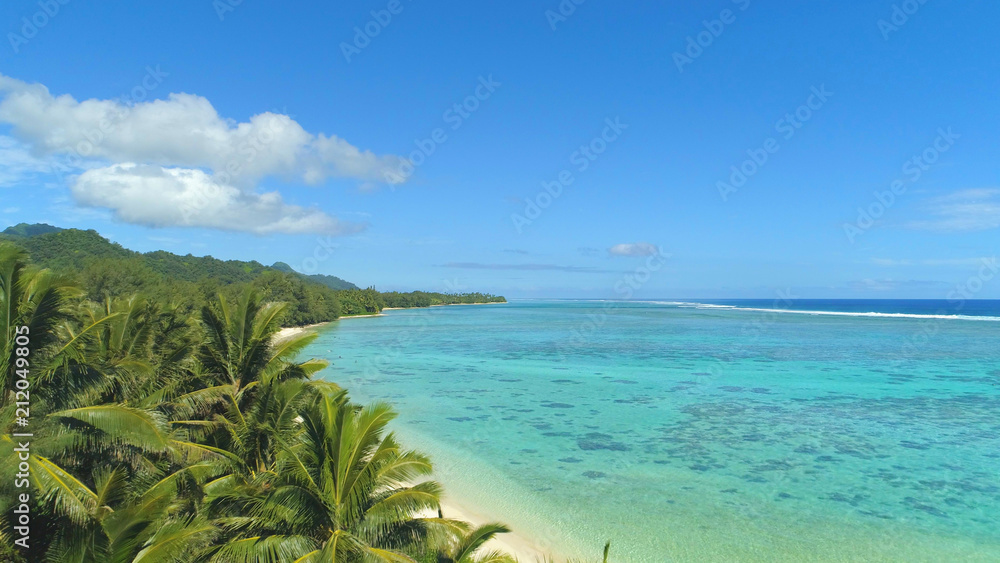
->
[0,248,545,563]
[171,289,331,489]
[196,290,327,400]
[40,295,169,410]
[0,244,77,406]
[439,523,516,563]
[27,463,216,562]
[0,246,213,562]
[169,289,329,472]
[0,381,218,562]
[212,389,456,562]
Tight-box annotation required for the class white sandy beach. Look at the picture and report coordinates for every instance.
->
[384,301,507,311]
[271,322,329,343]
[271,313,385,342]
[274,302,508,342]
[273,307,549,562]
[424,492,555,562]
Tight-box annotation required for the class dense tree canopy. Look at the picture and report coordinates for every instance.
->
[0,226,505,328]
[0,242,611,562]
[0,244,520,562]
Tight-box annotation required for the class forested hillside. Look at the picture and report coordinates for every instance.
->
[0,246,599,563]
[0,222,63,237]
[271,261,357,290]
[381,290,508,308]
[0,223,504,325]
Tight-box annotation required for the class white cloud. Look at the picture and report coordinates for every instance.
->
[608,242,660,257]
[0,135,51,187]
[0,73,406,235]
[907,189,1000,232]
[72,164,364,236]
[856,278,898,291]
[0,74,407,187]
[871,257,994,267]
[849,278,947,292]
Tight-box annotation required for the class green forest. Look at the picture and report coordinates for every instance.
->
[0,242,607,562]
[0,224,505,325]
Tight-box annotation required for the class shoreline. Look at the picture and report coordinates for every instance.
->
[274,302,508,341]
[274,300,546,562]
[398,427,581,563]
[271,321,331,343]
[385,301,507,311]
[272,313,381,342]
[431,494,554,562]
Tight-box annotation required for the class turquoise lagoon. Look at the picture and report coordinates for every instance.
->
[305,300,1000,561]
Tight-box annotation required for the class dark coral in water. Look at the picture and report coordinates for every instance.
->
[577,432,630,451]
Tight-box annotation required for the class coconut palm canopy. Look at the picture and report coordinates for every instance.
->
[0,244,609,563]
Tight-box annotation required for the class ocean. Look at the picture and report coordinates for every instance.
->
[305,300,1000,562]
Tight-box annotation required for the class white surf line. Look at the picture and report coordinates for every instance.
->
[652,301,1000,322]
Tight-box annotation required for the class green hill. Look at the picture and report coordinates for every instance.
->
[0,224,505,325]
[0,227,344,324]
[2,222,65,237]
[2,228,144,269]
[272,261,358,290]
[0,227,273,282]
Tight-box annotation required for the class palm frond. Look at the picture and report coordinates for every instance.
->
[131,517,216,563]
[451,523,513,562]
[29,454,97,525]
[207,534,317,563]
[50,404,171,452]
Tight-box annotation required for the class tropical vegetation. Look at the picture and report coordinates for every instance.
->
[0,224,505,326]
[0,242,602,562]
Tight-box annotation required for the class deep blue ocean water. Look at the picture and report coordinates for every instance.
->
[664,299,1000,319]
[306,300,1000,561]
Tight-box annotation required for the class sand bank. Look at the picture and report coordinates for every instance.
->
[272,313,388,342]
[420,492,555,562]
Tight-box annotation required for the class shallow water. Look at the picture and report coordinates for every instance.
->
[307,300,1000,562]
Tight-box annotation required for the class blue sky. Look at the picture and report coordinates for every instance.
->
[0,0,998,298]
